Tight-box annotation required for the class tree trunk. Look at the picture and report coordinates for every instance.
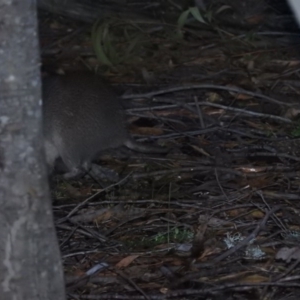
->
[0,1,66,300]
[288,0,300,26]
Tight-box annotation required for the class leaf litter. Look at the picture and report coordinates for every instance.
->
[40,2,300,299]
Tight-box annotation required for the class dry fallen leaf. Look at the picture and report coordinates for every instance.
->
[239,274,269,283]
[115,255,139,268]
[198,214,234,227]
[50,20,62,29]
[211,271,251,283]
[284,107,300,119]
[129,126,164,136]
[197,243,220,261]
[240,176,275,189]
[226,208,247,218]
[249,209,265,219]
[226,84,253,100]
[190,145,210,156]
[207,92,222,102]
[61,182,83,198]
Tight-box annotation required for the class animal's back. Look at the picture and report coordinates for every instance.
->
[42,72,128,172]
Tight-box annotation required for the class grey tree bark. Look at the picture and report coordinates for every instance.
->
[0,1,66,299]
[288,0,300,26]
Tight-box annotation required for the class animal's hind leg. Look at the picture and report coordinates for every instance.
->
[60,152,89,180]
[89,164,120,182]
[63,167,86,180]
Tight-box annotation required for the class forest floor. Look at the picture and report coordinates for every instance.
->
[39,2,300,299]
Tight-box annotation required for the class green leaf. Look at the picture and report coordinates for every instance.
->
[91,21,112,66]
[177,9,190,29]
[189,7,207,24]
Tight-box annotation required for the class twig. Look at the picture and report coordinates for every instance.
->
[56,172,132,224]
[123,84,293,107]
[68,282,300,299]
[111,268,151,300]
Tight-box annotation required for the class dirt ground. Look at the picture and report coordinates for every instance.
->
[39,2,300,299]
